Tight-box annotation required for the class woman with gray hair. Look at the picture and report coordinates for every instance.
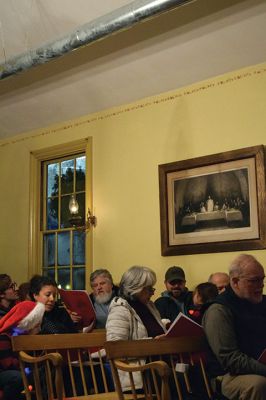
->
[106,266,166,392]
[106,265,166,341]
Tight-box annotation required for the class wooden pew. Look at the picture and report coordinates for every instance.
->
[12,331,119,400]
[105,335,213,400]
[12,332,213,400]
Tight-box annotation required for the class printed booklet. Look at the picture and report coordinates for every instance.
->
[58,288,96,329]
[258,349,266,364]
[166,312,204,338]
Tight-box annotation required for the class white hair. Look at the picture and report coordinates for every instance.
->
[18,302,45,331]
[229,254,263,278]
[90,269,113,287]
[119,266,156,300]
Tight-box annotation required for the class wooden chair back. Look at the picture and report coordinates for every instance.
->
[18,350,64,400]
[105,335,213,400]
[12,331,118,400]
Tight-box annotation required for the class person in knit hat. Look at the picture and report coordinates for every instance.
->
[0,300,45,336]
[0,301,45,400]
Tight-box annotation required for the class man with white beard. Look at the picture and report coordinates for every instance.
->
[89,269,119,329]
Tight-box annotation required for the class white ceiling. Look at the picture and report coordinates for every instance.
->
[0,0,265,140]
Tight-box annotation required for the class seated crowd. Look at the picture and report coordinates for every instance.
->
[0,253,265,399]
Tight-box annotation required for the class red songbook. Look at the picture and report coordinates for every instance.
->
[166,312,204,338]
[58,288,96,328]
[258,349,266,364]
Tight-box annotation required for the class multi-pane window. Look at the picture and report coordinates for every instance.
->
[41,154,86,289]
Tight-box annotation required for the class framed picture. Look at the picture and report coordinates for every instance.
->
[159,145,266,256]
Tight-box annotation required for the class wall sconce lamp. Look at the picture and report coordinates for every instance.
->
[69,195,97,229]
[86,208,97,228]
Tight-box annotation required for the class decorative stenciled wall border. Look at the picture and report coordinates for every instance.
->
[1,65,266,149]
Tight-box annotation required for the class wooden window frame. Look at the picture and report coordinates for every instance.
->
[29,138,92,290]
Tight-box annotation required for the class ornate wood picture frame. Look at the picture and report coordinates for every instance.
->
[159,145,266,256]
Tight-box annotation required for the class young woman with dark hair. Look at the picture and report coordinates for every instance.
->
[29,275,78,334]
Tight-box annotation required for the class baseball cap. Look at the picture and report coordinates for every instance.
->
[165,266,185,282]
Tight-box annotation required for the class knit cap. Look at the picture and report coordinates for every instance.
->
[0,301,45,334]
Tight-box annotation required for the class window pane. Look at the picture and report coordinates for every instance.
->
[47,198,58,230]
[58,268,71,289]
[43,268,55,281]
[73,231,85,265]
[76,156,86,192]
[60,195,71,228]
[58,232,70,266]
[43,234,55,267]
[47,163,59,197]
[72,268,85,290]
[61,159,74,195]
[42,153,86,290]
[76,192,85,225]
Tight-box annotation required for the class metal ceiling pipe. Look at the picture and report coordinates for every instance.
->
[0,0,194,80]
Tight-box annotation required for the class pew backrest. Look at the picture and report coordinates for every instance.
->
[12,331,118,400]
[105,335,213,400]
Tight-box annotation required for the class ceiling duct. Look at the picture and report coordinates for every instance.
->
[0,0,193,80]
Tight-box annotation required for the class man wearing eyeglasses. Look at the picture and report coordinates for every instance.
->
[0,274,18,318]
[154,266,193,322]
[203,254,266,400]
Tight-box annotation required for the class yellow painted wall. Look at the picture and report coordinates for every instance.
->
[0,62,266,295]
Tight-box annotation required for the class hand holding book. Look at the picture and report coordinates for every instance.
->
[59,288,96,329]
[69,311,82,324]
[165,312,204,338]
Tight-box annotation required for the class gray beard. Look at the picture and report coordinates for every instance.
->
[94,291,113,305]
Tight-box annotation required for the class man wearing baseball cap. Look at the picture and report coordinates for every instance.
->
[155,266,193,322]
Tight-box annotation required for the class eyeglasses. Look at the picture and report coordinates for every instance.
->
[238,276,265,285]
[8,282,17,290]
